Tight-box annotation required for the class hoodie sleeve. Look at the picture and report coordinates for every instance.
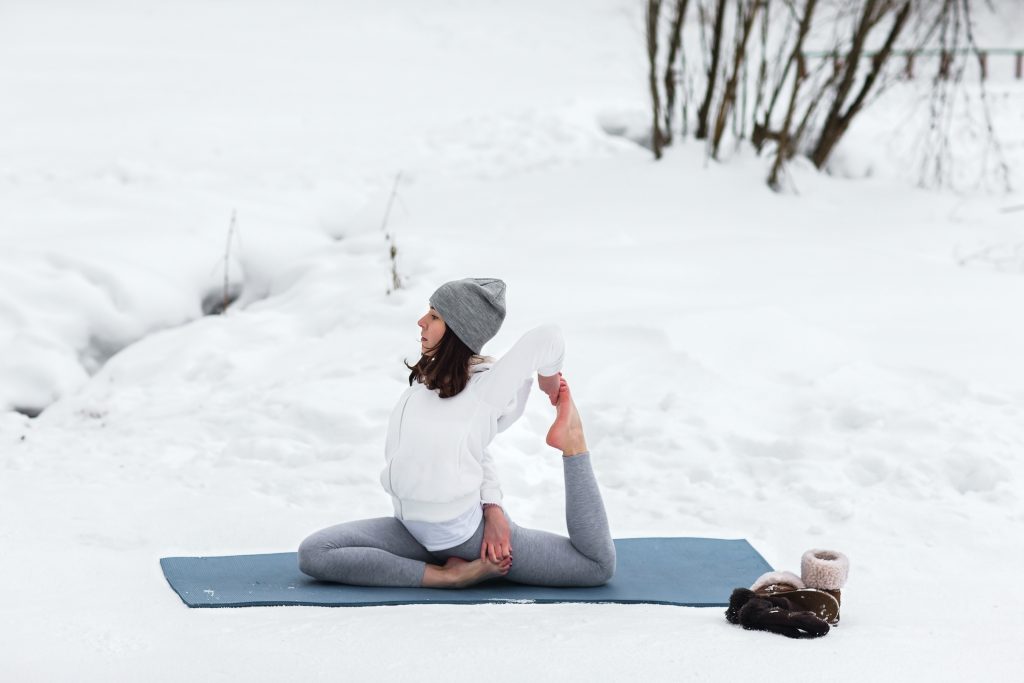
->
[479,375,540,500]
[480,447,502,505]
[496,377,533,433]
[475,325,565,411]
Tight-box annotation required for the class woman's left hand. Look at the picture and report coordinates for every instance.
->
[481,506,512,563]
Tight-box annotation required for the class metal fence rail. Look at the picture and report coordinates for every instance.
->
[801,47,1024,80]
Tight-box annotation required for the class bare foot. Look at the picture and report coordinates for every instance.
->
[545,378,588,456]
[439,556,511,588]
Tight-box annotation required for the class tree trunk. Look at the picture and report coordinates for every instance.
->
[711,0,761,158]
[767,0,819,188]
[646,0,665,159]
[754,3,797,152]
[810,1,911,169]
[662,0,691,145]
[751,0,771,135]
[695,0,728,140]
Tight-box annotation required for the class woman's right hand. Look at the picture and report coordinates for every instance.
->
[537,372,562,405]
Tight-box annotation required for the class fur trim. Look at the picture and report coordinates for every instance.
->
[749,570,805,593]
[725,588,755,624]
[801,549,850,590]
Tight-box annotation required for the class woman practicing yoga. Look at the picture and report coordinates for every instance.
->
[298,278,616,588]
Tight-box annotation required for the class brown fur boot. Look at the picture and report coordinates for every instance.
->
[725,588,830,639]
[748,568,841,625]
[801,549,849,624]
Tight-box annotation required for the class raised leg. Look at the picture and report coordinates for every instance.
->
[498,452,615,587]
[437,379,616,587]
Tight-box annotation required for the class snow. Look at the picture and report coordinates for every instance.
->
[2,0,1023,680]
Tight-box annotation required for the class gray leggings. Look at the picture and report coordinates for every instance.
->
[298,452,615,587]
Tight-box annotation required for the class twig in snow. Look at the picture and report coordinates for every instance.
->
[382,172,404,295]
[222,209,237,314]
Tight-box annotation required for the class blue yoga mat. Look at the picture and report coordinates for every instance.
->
[160,537,771,608]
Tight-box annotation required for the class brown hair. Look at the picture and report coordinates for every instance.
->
[405,326,486,398]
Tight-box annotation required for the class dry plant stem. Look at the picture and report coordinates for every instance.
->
[919,0,960,186]
[381,171,403,294]
[379,171,402,235]
[960,0,1011,190]
[222,209,237,314]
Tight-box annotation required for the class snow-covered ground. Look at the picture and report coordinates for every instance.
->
[2,1,1022,680]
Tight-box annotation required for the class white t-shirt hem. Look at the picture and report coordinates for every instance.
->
[400,503,483,552]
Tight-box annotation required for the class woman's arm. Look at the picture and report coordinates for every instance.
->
[480,445,511,562]
[481,504,511,562]
[475,325,565,410]
[479,447,502,506]
[496,377,533,432]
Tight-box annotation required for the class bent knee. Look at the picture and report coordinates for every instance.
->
[590,547,616,586]
[576,554,616,587]
[593,558,616,585]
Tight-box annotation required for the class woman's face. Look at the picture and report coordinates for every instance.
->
[418,307,446,357]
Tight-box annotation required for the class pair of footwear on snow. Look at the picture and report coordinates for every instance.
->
[726,548,849,639]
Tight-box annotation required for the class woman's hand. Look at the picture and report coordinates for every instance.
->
[537,372,562,405]
[481,505,512,563]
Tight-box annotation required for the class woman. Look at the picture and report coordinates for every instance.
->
[298,278,615,588]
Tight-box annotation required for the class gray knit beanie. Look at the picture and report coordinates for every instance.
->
[429,278,507,354]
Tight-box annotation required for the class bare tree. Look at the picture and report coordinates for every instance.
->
[917,0,1010,189]
[639,0,1007,190]
[960,0,1011,189]
[809,0,913,168]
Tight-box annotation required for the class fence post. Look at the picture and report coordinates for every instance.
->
[978,51,988,80]
[904,52,914,79]
[1017,51,1023,80]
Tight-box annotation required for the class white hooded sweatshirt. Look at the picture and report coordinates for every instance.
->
[380,325,565,544]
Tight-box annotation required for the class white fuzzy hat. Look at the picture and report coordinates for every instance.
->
[801,549,850,591]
